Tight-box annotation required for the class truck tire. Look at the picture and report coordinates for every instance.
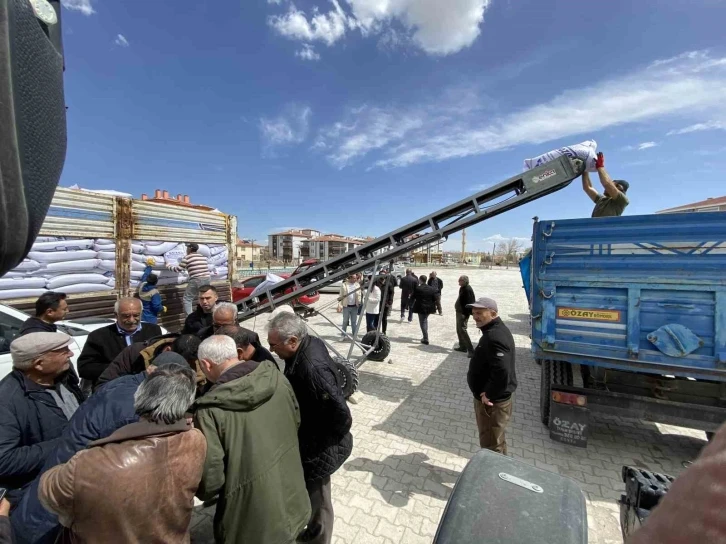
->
[540,359,574,426]
[333,357,359,398]
[361,331,391,362]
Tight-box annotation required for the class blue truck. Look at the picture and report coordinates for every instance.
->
[524,211,726,435]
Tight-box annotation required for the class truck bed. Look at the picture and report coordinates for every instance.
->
[530,212,726,382]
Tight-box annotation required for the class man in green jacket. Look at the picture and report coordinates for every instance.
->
[194,335,311,544]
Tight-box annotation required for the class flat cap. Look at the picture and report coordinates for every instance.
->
[466,297,498,312]
[11,332,72,365]
[151,351,188,366]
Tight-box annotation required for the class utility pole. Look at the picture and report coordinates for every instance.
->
[462,229,466,263]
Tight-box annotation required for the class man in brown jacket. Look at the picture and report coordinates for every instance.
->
[38,363,207,543]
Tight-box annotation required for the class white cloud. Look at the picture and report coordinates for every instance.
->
[314,50,726,169]
[268,0,350,46]
[268,0,491,56]
[61,0,95,15]
[667,121,726,135]
[296,44,321,61]
[624,141,658,151]
[114,34,129,48]
[259,105,312,150]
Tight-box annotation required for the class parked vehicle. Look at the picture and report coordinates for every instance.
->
[232,274,319,305]
[525,212,726,437]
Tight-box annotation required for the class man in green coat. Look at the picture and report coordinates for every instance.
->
[194,335,311,544]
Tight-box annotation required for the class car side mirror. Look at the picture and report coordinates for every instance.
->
[0,0,66,276]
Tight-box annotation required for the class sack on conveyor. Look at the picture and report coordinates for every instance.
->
[524,140,598,173]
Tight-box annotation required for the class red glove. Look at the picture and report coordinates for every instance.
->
[595,152,605,169]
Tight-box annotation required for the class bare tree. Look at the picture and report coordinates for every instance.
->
[495,238,523,267]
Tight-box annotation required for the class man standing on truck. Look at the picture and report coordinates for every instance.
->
[168,243,211,316]
[18,292,68,335]
[582,152,630,218]
[466,297,517,454]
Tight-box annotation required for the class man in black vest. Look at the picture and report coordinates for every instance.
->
[77,298,162,390]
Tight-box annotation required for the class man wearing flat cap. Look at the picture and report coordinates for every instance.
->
[466,297,517,454]
[0,332,85,506]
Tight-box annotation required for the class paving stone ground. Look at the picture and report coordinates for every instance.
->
[191,267,707,543]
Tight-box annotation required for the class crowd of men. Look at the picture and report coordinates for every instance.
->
[0,287,352,544]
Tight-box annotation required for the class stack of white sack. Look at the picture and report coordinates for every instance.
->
[523,140,598,173]
[0,237,229,300]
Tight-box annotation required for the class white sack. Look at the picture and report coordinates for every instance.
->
[93,243,116,252]
[249,273,285,299]
[97,251,116,260]
[34,237,59,243]
[14,259,41,271]
[0,277,48,290]
[29,250,97,263]
[131,254,166,267]
[32,239,94,252]
[0,289,47,300]
[163,244,187,265]
[143,242,179,255]
[1,272,26,278]
[44,259,100,273]
[47,273,110,290]
[197,245,211,258]
[209,250,228,266]
[524,140,598,173]
[94,238,114,245]
[209,245,227,256]
[97,260,116,272]
[61,283,114,294]
[131,243,145,254]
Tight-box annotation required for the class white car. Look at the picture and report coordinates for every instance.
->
[0,304,166,381]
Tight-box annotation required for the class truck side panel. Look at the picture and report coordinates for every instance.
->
[531,212,726,381]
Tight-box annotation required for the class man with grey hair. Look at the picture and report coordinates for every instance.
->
[78,297,162,389]
[197,301,239,340]
[267,312,353,544]
[39,363,206,543]
[0,332,85,506]
[194,335,311,543]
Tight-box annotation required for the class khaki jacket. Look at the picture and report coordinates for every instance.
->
[39,419,207,544]
[337,281,361,310]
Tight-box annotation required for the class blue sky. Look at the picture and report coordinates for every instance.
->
[59,0,726,252]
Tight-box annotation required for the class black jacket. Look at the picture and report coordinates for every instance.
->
[456,284,476,317]
[427,277,444,292]
[412,284,438,315]
[0,369,85,505]
[399,274,418,298]
[77,323,163,386]
[181,306,213,335]
[95,335,178,390]
[18,317,57,336]
[283,336,353,484]
[467,317,517,403]
[196,326,274,363]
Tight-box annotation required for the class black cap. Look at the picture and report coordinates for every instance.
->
[614,180,629,193]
